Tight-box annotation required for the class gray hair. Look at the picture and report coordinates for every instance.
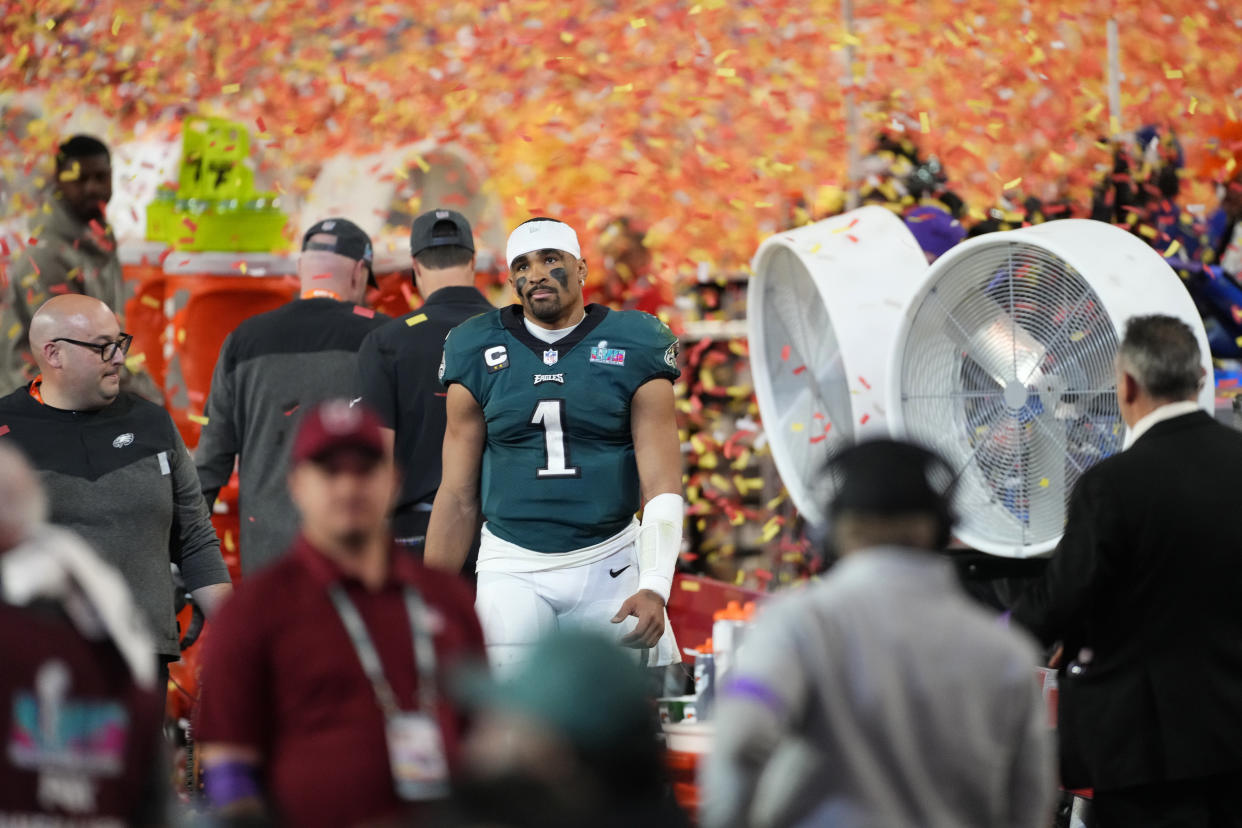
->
[0,443,47,550]
[1116,315,1202,401]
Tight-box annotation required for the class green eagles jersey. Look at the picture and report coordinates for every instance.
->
[440,304,679,553]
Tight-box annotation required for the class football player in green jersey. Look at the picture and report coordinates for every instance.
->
[425,218,685,673]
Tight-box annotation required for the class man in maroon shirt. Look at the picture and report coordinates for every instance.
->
[197,400,486,827]
[0,442,166,825]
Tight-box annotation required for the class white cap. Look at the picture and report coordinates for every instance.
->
[506,220,581,268]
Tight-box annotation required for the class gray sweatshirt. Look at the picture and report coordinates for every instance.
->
[0,388,230,656]
[196,297,388,574]
[700,547,1055,828]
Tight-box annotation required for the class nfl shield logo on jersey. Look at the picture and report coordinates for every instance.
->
[543,349,559,366]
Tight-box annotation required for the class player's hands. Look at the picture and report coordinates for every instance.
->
[612,589,666,649]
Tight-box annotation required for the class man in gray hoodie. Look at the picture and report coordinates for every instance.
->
[700,440,1055,828]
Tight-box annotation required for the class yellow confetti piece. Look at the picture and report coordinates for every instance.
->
[188,414,209,426]
[177,329,187,344]
[9,322,24,340]
[713,49,737,65]
[405,313,428,327]
[58,163,81,182]
[1188,97,1198,115]
[612,83,634,93]
[140,295,161,309]
[1003,177,1022,190]
[759,517,781,543]
[222,83,241,94]
[111,14,123,35]
[1165,69,1183,79]
[630,17,646,28]
[1039,477,1050,488]
[1163,239,1182,259]
[679,580,701,592]
[717,68,737,78]
[1069,331,1086,342]
[124,353,147,372]
[919,111,931,133]
[412,155,430,173]
[791,422,804,432]
[709,473,732,492]
[1138,224,1158,239]
[223,530,235,553]
[736,570,746,585]
[560,32,574,43]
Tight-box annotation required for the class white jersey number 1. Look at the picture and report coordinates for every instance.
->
[530,399,581,479]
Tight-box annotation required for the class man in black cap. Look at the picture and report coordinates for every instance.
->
[196,217,389,574]
[701,440,1055,828]
[356,209,492,559]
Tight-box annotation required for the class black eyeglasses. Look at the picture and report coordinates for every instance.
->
[51,333,133,362]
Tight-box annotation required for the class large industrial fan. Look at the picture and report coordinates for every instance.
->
[748,206,930,526]
[888,219,1214,558]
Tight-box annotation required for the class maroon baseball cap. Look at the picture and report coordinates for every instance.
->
[291,399,385,465]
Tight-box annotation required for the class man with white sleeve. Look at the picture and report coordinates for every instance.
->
[425,217,684,673]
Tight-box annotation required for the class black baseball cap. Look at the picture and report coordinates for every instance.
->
[826,439,956,519]
[410,209,475,257]
[301,217,377,287]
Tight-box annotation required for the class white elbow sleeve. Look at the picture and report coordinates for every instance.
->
[637,492,684,603]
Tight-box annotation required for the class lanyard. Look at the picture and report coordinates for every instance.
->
[327,583,438,717]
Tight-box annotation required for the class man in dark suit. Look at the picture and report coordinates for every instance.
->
[1010,314,1242,827]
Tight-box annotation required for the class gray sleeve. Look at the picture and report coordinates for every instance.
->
[169,422,231,590]
[1007,655,1057,828]
[699,610,809,828]
[195,333,239,507]
[0,252,40,394]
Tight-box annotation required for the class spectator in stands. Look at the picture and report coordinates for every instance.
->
[904,204,964,262]
[1009,315,1242,827]
[197,400,485,828]
[0,294,232,684]
[0,442,167,825]
[701,439,1054,828]
[446,630,688,828]
[0,135,159,400]
[356,209,491,561]
[196,217,388,574]
[1213,172,1242,279]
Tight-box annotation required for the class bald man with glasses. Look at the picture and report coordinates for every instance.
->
[0,294,232,679]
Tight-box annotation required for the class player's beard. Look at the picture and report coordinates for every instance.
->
[526,290,566,323]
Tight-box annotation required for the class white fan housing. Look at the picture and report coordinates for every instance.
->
[748,206,931,526]
[887,218,1214,558]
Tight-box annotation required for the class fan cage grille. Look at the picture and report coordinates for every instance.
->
[897,242,1122,555]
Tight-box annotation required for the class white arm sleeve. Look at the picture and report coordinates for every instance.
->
[636,492,684,602]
